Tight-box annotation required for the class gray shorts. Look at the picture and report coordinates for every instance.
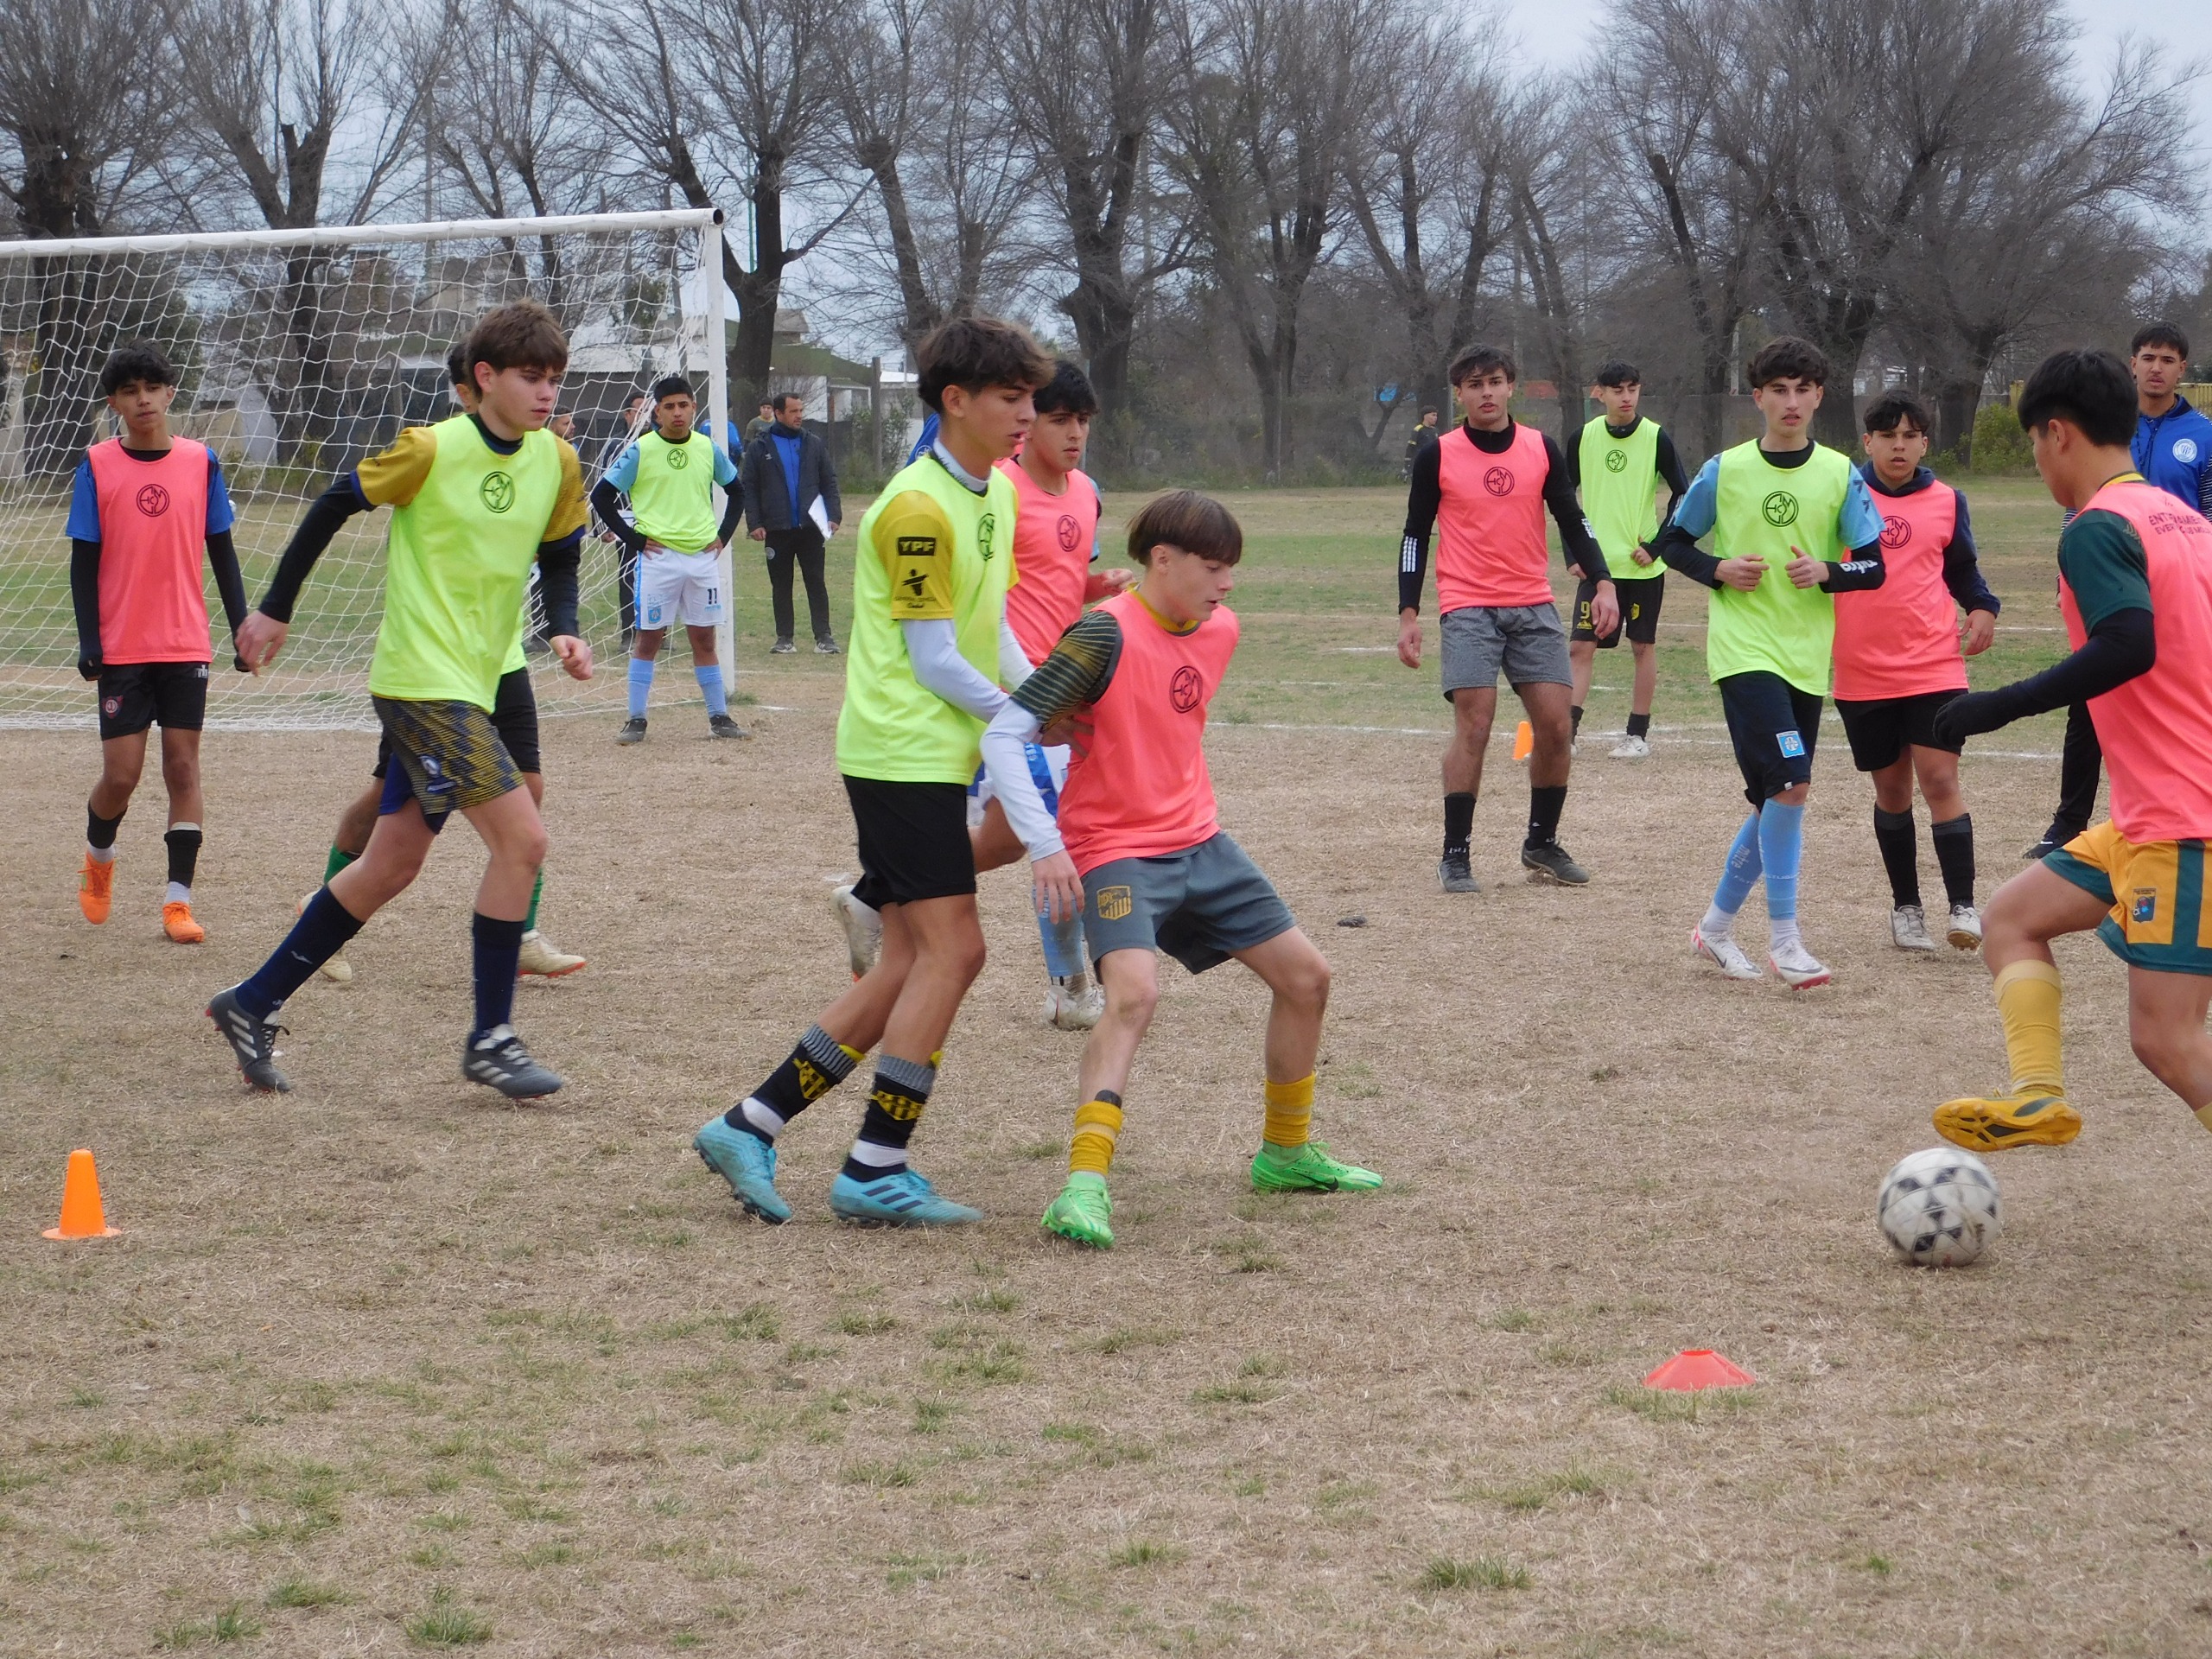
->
[1082,832,1297,975]
[1440,603,1572,698]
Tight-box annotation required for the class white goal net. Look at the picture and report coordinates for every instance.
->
[0,209,728,729]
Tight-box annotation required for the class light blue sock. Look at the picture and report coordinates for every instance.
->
[1758,798,1807,936]
[626,657,654,718]
[694,662,728,717]
[1037,909,1085,980]
[1701,813,1763,936]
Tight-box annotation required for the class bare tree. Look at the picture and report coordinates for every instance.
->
[1508,86,1598,442]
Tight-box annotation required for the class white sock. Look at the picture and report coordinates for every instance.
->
[1770,918,1802,953]
[739,1096,787,1142]
[165,881,190,905]
[845,1139,906,1174]
[87,843,116,864]
[1699,903,1737,940]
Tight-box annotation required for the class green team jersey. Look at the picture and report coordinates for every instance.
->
[1706,441,1853,694]
[624,429,732,552]
[836,454,1017,783]
[1577,416,1663,579]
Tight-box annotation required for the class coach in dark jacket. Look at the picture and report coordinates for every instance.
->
[742,393,843,652]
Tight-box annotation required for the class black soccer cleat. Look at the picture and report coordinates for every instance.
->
[708,713,750,740]
[463,1026,563,1099]
[1521,840,1590,886]
[2023,821,2080,861]
[615,716,648,746]
[207,988,292,1093]
[1438,853,1479,894]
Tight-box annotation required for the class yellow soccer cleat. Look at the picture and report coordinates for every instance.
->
[1933,1090,2082,1153]
[162,900,206,944]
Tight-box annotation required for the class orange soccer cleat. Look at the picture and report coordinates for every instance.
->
[162,900,206,944]
[78,854,115,925]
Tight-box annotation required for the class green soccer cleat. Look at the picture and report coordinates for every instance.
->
[1041,1172,1114,1249]
[1250,1141,1383,1194]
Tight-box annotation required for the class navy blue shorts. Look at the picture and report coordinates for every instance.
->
[1719,671,1821,805]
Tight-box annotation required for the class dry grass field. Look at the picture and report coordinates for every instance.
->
[6,480,2212,1656]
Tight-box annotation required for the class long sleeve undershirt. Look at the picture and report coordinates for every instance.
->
[1397,419,1609,613]
[899,616,1027,722]
[980,700,1060,858]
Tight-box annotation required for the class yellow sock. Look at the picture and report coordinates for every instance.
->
[1069,1096,1122,1178]
[2196,1103,2212,1135]
[1262,1074,1315,1149]
[839,1042,866,1066]
[1993,959,2064,1096]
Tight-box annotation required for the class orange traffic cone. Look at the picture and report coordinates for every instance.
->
[1512,720,1534,761]
[1643,1349,1753,1391]
[42,1148,119,1240]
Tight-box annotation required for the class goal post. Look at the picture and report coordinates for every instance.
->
[0,207,732,730]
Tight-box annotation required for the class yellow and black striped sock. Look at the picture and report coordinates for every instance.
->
[1262,1074,1315,1150]
[1069,1091,1123,1178]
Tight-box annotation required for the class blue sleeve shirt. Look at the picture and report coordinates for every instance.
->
[1669,453,1883,550]
[602,443,642,494]
[2133,401,2212,518]
[710,442,740,487]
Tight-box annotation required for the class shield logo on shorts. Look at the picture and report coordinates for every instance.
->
[1777,730,1805,758]
[1096,886,1133,921]
[2133,887,2158,924]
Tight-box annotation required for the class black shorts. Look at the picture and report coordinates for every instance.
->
[1570,575,1664,646]
[1719,671,1822,806]
[844,776,976,909]
[373,667,540,779]
[373,696,523,833]
[1834,689,1965,772]
[96,661,208,739]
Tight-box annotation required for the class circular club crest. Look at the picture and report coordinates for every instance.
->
[135,482,171,518]
[102,696,121,717]
[1761,490,1799,528]
[1604,448,1629,474]
[1056,513,1080,552]
[2176,437,2200,465]
[1168,664,1203,713]
[1879,513,1911,550]
[480,471,517,513]
[1482,466,1515,498]
[667,445,690,468]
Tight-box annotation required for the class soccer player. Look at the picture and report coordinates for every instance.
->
[1565,359,1688,758]
[692,316,1051,1227]
[1396,345,1616,893]
[1927,347,2212,1153]
[2027,321,2212,860]
[976,490,1382,1248]
[1653,336,1885,988]
[1402,405,1440,478]
[305,340,585,985]
[207,301,592,1097]
[594,374,745,744]
[1834,391,2000,954]
[67,343,250,943]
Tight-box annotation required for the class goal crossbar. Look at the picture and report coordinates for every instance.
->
[0,208,726,264]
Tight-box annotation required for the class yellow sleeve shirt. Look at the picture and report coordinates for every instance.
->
[352,425,439,510]
[874,489,961,620]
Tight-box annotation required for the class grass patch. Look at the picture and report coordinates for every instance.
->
[265,1577,350,1608]
[156,1604,264,1646]
[1858,1553,1894,1575]
[1193,1379,1281,1406]
[1109,1539,1185,1568]
[717,1304,780,1342]
[1017,1140,1061,1160]
[1417,1555,1531,1592]
[841,1459,920,1489]
[960,1286,1020,1314]
[1605,1382,1758,1424]
[833,1310,897,1336]
[911,1400,959,1434]
[406,1588,493,1647]
[1090,1326,1176,1354]
[1481,1464,1611,1510]
[1487,1308,1537,1332]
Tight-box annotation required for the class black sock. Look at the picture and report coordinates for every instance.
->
[1626,711,1651,740]
[727,1025,859,1140]
[842,1055,934,1181]
[1873,806,1920,908]
[1525,785,1567,849]
[164,825,202,888]
[1570,704,1584,737]
[471,912,524,1039]
[87,807,124,850]
[233,888,365,1018]
[1931,813,1975,907]
[1443,792,1475,859]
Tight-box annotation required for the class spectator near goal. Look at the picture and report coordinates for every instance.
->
[742,392,843,653]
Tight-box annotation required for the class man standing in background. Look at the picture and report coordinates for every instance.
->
[1402,406,1440,480]
[744,392,843,654]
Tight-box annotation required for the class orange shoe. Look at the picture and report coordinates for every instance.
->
[78,854,115,925]
[162,900,206,944]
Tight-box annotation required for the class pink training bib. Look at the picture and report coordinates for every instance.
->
[1833,481,1967,701]
[1434,423,1554,611]
[86,438,215,663]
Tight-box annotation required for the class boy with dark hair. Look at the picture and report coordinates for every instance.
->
[694,315,1052,1227]
[1402,405,1441,477]
[210,300,593,1097]
[68,342,250,943]
[1927,347,2212,1153]
[1566,359,1688,758]
[1396,343,1616,892]
[2026,321,2212,861]
[1653,335,1886,988]
[1835,391,2000,953]
[594,372,747,743]
[302,340,586,985]
[978,491,1382,1248]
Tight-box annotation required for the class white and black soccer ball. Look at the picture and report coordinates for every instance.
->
[1877,1147,2000,1268]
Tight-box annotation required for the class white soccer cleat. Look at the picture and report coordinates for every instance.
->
[518,928,587,977]
[1946,903,1984,951]
[1691,925,1763,981]
[303,893,353,984]
[831,882,881,978]
[1770,937,1832,988]
[1610,734,1651,760]
[1891,904,1937,953]
[1044,978,1105,1031]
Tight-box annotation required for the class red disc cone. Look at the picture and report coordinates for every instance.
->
[1643,1349,1754,1391]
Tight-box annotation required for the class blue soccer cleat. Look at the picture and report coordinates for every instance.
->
[830,1167,983,1227]
[694,1116,791,1224]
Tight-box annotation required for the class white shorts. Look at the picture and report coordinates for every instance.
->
[968,742,1071,830]
[636,548,725,630]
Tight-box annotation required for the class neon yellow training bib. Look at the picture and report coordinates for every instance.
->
[1706,441,1852,695]
[1577,416,1663,579]
[626,429,723,552]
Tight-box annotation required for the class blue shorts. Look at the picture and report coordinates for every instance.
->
[1719,671,1821,805]
[1082,832,1297,975]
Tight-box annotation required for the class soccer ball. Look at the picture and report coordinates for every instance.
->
[1877,1147,2001,1268]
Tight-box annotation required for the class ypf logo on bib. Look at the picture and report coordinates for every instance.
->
[135,483,171,518]
[1482,467,1515,498]
[1762,491,1799,528]
[1604,448,1629,474]
[1169,664,1203,713]
[480,471,517,513]
[1879,513,1911,550]
[2176,438,2200,465]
